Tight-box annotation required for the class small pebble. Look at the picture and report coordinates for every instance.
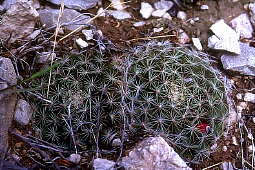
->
[244,92,255,103]
[68,154,81,164]
[76,38,89,48]
[153,27,164,33]
[192,38,203,51]
[253,117,255,124]
[248,133,254,140]
[200,5,209,10]
[162,13,172,20]
[82,29,94,40]
[152,9,167,17]
[177,11,187,21]
[236,93,242,100]
[140,2,154,19]
[248,145,255,152]
[232,136,238,145]
[133,21,146,27]
[222,145,228,152]
[112,138,122,147]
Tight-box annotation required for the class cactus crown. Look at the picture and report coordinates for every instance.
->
[31,42,228,163]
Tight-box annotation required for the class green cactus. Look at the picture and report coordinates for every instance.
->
[31,42,228,163]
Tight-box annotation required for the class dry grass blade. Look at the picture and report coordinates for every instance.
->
[127,34,176,42]
[46,1,65,98]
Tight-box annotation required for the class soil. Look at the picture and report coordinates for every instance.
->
[1,0,255,169]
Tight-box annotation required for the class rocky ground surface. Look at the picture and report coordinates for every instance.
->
[0,0,255,169]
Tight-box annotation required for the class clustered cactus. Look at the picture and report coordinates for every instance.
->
[31,42,228,163]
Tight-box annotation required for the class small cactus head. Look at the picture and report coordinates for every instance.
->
[31,42,228,163]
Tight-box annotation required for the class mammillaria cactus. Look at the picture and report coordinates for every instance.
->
[31,42,228,163]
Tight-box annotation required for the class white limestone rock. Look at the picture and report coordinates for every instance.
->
[140,2,154,19]
[208,19,240,54]
[230,13,254,39]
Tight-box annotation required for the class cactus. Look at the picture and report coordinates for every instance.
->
[31,42,228,163]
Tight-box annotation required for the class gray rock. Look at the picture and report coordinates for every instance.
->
[208,19,240,54]
[14,99,32,125]
[36,52,56,64]
[133,21,146,27]
[82,29,93,40]
[44,0,100,11]
[26,29,41,40]
[221,162,234,170]
[230,13,254,39]
[0,57,17,159]
[2,0,16,10]
[177,11,187,21]
[248,3,255,28]
[200,5,209,10]
[120,137,191,170]
[154,0,174,11]
[68,154,81,164]
[0,5,5,12]
[107,10,132,20]
[221,43,255,76]
[93,158,115,170]
[39,8,90,32]
[0,0,39,43]
[152,9,167,18]
[244,92,255,103]
[112,138,121,147]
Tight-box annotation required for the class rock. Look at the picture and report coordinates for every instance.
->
[222,145,228,152]
[154,0,174,11]
[68,154,81,164]
[107,10,132,20]
[82,29,93,40]
[120,137,191,170]
[44,0,100,11]
[208,19,240,54]
[93,158,115,170]
[178,29,190,44]
[230,13,253,39]
[140,2,154,19]
[177,11,187,21]
[248,3,255,28]
[244,92,255,103]
[0,57,17,159]
[14,99,32,125]
[36,52,56,64]
[162,13,172,20]
[0,0,39,43]
[221,43,255,76]
[192,38,203,51]
[26,29,41,40]
[39,8,90,32]
[112,138,121,147]
[2,0,16,10]
[76,38,89,48]
[152,9,167,18]
[133,21,146,27]
[200,5,209,10]
[236,93,242,100]
[221,162,234,170]
[0,5,4,13]
[153,27,164,33]
[109,0,125,10]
